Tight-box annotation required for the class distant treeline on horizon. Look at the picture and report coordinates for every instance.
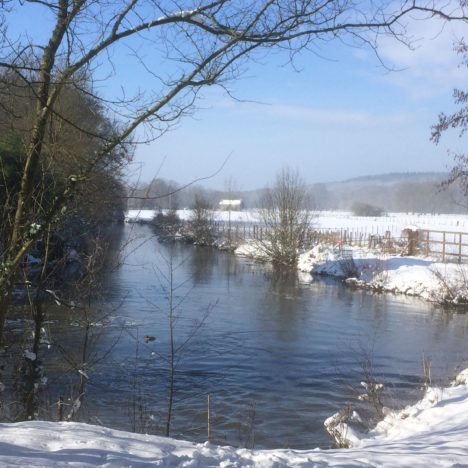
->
[127,172,467,215]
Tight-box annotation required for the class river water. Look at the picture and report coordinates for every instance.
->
[32,225,468,449]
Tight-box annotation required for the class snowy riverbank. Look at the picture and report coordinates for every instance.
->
[297,245,468,305]
[125,209,468,304]
[0,368,467,466]
[234,240,468,305]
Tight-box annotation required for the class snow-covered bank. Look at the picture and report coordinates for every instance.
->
[0,369,467,466]
[234,240,468,304]
[324,368,468,456]
[125,210,468,304]
[298,245,468,305]
[234,239,270,261]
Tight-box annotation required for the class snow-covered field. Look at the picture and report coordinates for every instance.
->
[125,209,468,235]
[313,211,468,235]
[0,368,467,467]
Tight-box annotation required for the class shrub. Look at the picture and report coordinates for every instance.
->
[152,211,181,238]
[352,202,384,217]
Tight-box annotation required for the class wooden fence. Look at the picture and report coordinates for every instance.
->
[418,229,468,263]
[212,223,406,253]
[212,223,468,263]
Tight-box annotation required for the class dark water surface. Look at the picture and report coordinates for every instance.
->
[38,225,468,449]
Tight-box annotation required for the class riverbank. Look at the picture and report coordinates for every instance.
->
[125,210,468,305]
[234,240,468,305]
[0,368,466,466]
[297,244,468,305]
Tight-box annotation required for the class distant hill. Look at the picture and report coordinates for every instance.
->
[199,173,452,209]
[238,172,465,214]
[339,172,445,185]
[128,172,466,214]
[308,172,466,214]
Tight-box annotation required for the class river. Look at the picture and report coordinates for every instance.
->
[27,224,468,449]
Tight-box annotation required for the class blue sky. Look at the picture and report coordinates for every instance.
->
[6,3,467,190]
[129,14,466,190]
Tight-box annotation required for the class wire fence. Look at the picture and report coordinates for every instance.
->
[213,222,468,263]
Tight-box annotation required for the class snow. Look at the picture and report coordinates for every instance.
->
[125,209,468,234]
[313,211,468,235]
[122,209,468,302]
[328,367,468,453]
[2,211,467,464]
[125,209,156,222]
[234,239,270,261]
[0,368,467,466]
[231,240,468,304]
[297,246,468,304]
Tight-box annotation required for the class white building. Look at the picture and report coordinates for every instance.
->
[219,199,243,210]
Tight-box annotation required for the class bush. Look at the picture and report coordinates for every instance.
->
[352,202,384,217]
[188,194,215,245]
[259,168,312,266]
[152,211,181,238]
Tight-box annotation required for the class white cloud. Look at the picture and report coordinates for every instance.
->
[376,9,466,98]
[216,99,414,127]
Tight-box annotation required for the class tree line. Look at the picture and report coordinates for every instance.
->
[129,173,468,215]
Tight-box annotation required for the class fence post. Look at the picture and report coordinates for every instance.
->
[459,232,462,264]
[442,231,446,262]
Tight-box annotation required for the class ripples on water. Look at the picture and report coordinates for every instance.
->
[24,225,468,449]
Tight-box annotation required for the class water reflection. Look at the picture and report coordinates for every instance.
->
[257,269,305,343]
[189,246,216,285]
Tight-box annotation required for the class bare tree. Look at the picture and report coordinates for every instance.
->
[432,37,468,195]
[143,252,214,437]
[224,177,238,248]
[188,192,215,245]
[0,1,467,344]
[259,168,311,266]
[129,178,181,211]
